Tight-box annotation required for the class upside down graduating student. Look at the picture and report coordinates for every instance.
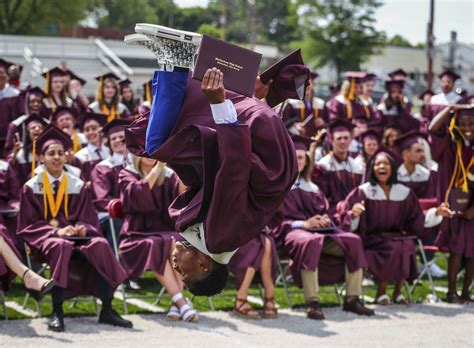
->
[126,62,299,296]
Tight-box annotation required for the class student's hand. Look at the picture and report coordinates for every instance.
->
[450,104,473,112]
[75,224,87,237]
[12,138,23,155]
[435,203,455,218]
[320,214,332,227]
[254,76,272,99]
[351,201,365,218]
[56,226,77,237]
[201,68,225,104]
[65,150,75,164]
[303,215,323,229]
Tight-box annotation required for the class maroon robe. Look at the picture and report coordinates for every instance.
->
[74,144,110,184]
[17,171,128,299]
[118,166,181,278]
[397,164,437,199]
[376,102,420,133]
[314,154,364,216]
[281,98,329,128]
[431,125,474,258]
[342,183,426,282]
[327,95,372,122]
[126,77,297,254]
[273,178,367,287]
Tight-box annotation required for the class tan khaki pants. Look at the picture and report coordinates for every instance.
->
[301,239,362,303]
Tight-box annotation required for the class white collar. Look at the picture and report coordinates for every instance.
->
[111,152,127,164]
[45,170,64,184]
[86,143,99,153]
[397,163,430,182]
[181,223,237,265]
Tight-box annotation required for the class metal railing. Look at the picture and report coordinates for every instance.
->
[94,38,133,78]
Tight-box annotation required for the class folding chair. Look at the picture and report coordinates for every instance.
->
[107,199,169,315]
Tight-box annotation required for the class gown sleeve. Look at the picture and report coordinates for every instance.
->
[91,165,115,212]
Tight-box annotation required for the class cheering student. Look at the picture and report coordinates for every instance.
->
[342,149,451,305]
[126,63,298,296]
[429,105,474,303]
[118,156,198,322]
[74,112,110,185]
[42,67,72,113]
[16,126,132,332]
[275,135,373,319]
[88,73,131,122]
[354,130,381,170]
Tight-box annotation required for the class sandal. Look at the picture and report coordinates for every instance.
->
[306,300,325,320]
[393,294,409,305]
[446,291,466,304]
[22,269,56,301]
[166,304,180,321]
[460,293,473,303]
[262,297,278,319]
[375,294,391,306]
[234,298,261,319]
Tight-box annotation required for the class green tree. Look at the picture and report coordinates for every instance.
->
[388,34,413,47]
[0,0,93,35]
[97,0,158,30]
[298,0,386,79]
[197,23,222,38]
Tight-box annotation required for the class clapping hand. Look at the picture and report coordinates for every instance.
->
[351,200,366,218]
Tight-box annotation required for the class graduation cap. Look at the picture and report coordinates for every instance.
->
[363,73,377,82]
[79,112,107,131]
[384,80,405,91]
[119,78,132,92]
[418,89,434,100]
[388,68,407,79]
[68,70,86,86]
[42,67,67,95]
[24,114,49,128]
[366,145,402,171]
[0,58,14,71]
[34,125,73,154]
[394,130,426,152]
[51,106,76,123]
[328,119,355,135]
[142,79,152,104]
[25,87,46,99]
[329,83,341,95]
[102,119,131,137]
[344,71,366,100]
[260,49,311,108]
[310,71,319,80]
[359,129,381,143]
[438,70,460,81]
[291,134,313,151]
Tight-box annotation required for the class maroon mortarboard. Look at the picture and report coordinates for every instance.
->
[363,73,377,82]
[34,125,73,154]
[367,145,402,169]
[388,68,407,79]
[68,70,86,86]
[79,112,108,131]
[359,129,381,143]
[328,119,355,134]
[102,119,131,137]
[51,106,76,123]
[260,49,310,107]
[291,134,313,151]
[394,130,426,152]
[385,80,405,91]
[24,114,49,128]
[344,71,366,83]
[419,89,434,100]
[41,67,67,79]
[119,78,132,89]
[310,71,319,80]
[438,70,460,81]
[95,73,120,81]
[26,87,46,98]
[0,58,14,70]
[329,83,341,94]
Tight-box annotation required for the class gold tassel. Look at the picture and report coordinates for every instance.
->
[348,78,355,100]
[300,101,305,121]
[98,77,104,101]
[72,131,80,153]
[146,82,152,104]
[31,141,37,177]
[44,71,50,96]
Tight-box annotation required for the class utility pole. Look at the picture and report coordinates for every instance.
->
[248,0,257,50]
[427,0,435,89]
[448,31,457,70]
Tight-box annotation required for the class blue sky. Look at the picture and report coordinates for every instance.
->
[174,0,473,45]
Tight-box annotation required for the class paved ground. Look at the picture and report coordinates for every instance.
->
[1,303,473,347]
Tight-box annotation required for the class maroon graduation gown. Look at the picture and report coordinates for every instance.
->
[397,164,437,199]
[327,96,372,121]
[431,126,474,258]
[17,172,128,299]
[376,103,420,133]
[118,166,181,278]
[273,178,367,287]
[126,77,297,254]
[342,183,425,282]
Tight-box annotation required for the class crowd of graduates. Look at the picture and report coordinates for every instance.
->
[0,45,473,332]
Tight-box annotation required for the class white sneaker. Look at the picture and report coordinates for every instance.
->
[428,263,447,278]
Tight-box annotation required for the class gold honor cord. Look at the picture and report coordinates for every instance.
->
[72,131,81,153]
[42,171,69,227]
[102,103,118,122]
[31,141,37,177]
[300,101,305,121]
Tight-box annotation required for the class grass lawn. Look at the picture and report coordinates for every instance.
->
[1,256,455,320]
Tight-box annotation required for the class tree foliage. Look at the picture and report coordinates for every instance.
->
[388,34,413,47]
[298,0,386,79]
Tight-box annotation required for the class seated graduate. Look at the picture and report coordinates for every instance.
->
[353,130,380,170]
[88,73,131,122]
[119,155,198,322]
[126,63,297,296]
[0,157,21,248]
[8,114,48,185]
[429,104,474,303]
[341,149,452,305]
[74,112,110,185]
[0,223,55,297]
[315,119,365,215]
[16,126,132,332]
[228,224,278,320]
[274,135,373,319]
[42,67,73,113]
[4,87,49,156]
